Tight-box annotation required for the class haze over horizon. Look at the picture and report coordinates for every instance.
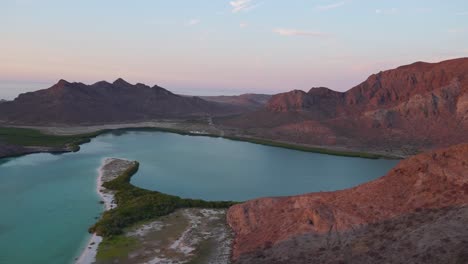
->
[1,0,467,99]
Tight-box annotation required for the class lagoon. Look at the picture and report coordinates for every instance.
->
[0,131,398,264]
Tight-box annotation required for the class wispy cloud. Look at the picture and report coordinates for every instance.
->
[240,22,249,28]
[187,19,200,26]
[316,1,345,11]
[375,8,398,15]
[230,0,261,13]
[273,28,329,37]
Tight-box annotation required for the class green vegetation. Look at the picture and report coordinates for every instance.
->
[110,127,200,137]
[0,125,395,159]
[223,136,388,159]
[96,235,139,260]
[89,162,236,237]
[109,127,392,159]
[0,127,100,151]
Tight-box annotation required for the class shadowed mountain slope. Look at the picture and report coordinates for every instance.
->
[0,79,241,125]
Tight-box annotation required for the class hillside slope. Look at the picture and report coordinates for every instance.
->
[228,143,468,264]
[201,94,271,111]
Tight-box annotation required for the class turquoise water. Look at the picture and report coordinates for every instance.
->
[0,131,399,264]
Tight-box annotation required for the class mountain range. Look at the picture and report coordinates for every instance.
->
[0,79,255,125]
[218,58,468,153]
[0,58,467,154]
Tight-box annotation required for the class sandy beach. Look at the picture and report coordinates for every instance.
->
[75,158,134,264]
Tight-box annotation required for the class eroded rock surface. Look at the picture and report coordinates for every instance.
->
[228,143,468,264]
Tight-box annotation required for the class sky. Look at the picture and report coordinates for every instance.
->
[1,0,468,99]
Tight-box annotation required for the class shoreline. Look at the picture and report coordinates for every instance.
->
[75,158,117,264]
[0,123,404,159]
[85,158,236,262]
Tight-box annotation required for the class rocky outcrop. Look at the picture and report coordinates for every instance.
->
[266,88,344,119]
[0,79,242,125]
[227,143,468,263]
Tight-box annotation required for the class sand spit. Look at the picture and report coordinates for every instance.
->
[75,158,137,264]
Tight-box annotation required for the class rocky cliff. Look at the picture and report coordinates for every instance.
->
[227,143,468,263]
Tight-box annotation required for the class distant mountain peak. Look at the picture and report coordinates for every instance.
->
[113,78,132,87]
[290,89,307,94]
[135,82,150,88]
[93,80,111,86]
[56,79,71,86]
[308,87,334,93]
[49,79,74,91]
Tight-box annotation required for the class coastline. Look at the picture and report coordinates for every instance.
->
[0,123,405,160]
[85,158,236,262]
[75,158,117,264]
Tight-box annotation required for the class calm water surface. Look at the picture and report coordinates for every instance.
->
[0,131,399,264]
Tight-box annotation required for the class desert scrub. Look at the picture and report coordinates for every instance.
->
[0,127,99,148]
[223,135,390,159]
[107,127,394,159]
[89,161,236,237]
[0,126,394,160]
[96,235,139,260]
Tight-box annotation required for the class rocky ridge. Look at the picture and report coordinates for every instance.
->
[219,58,468,152]
[227,143,468,263]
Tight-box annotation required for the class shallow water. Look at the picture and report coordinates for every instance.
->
[0,131,398,264]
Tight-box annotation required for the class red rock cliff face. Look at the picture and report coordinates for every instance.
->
[346,59,468,109]
[227,143,468,263]
[266,88,345,119]
[343,59,468,136]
